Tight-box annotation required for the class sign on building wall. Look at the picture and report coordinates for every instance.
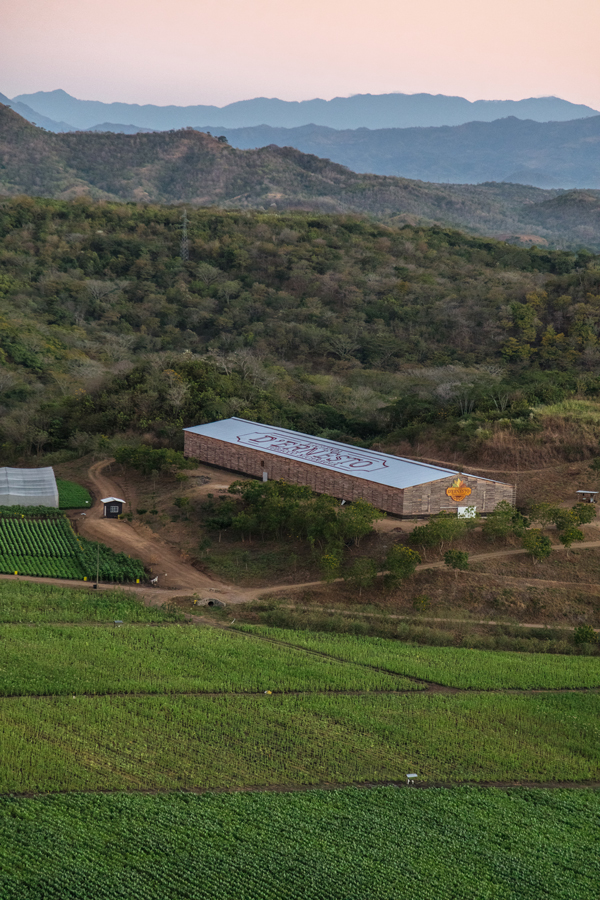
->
[446,477,472,502]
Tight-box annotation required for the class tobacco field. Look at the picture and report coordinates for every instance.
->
[0,579,182,624]
[237,626,600,689]
[0,624,419,697]
[0,787,597,900]
[0,514,146,582]
[0,691,598,794]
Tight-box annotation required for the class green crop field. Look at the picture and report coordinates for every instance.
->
[0,787,597,900]
[56,479,92,509]
[237,626,600,690]
[0,580,182,624]
[0,513,145,582]
[0,692,597,794]
[0,624,419,697]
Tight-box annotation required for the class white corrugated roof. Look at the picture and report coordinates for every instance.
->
[184,418,507,490]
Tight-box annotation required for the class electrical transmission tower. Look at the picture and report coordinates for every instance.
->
[180,208,189,261]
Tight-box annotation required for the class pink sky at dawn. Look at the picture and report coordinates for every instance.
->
[2,0,599,108]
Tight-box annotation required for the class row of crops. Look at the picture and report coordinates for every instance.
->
[0,514,145,583]
[0,787,597,900]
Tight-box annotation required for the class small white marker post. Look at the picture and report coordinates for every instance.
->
[406,773,418,785]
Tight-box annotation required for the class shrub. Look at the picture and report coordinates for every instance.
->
[573,625,598,646]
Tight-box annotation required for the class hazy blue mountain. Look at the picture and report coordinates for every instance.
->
[11,88,599,131]
[197,116,600,189]
[0,91,75,131]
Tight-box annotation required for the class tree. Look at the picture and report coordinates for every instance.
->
[571,503,596,526]
[320,546,343,583]
[385,544,421,589]
[444,549,469,577]
[344,556,378,596]
[409,511,470,552]
[337,499,383,546]
[483,501,528,541]
[521,529,552,564]
[529,502,561,532]
[558,524,584,552]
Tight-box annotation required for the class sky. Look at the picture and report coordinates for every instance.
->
[2,0,600,108]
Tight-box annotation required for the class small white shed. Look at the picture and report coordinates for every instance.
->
[101,497,126,518]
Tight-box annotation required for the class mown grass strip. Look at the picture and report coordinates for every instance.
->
[0,625,418,697]
[0,692,597,794]
[0,787,598,900]
[237,626,600,689]
[0,580,181,624]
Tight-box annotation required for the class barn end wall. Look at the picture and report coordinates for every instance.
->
[403,474,516,515]
[184,432,406,514]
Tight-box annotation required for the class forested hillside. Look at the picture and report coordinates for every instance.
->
[3,105,600,250]
[2,197,600,466]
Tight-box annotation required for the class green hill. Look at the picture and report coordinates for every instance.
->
[2,105,600,249]
[1,196,600,465]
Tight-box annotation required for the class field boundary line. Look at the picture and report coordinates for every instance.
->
[4,779,600,801]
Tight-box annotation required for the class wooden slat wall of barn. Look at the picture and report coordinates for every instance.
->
[184,433,516,517]
[184,432,406,513]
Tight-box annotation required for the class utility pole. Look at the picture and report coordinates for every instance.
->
[96,542,100,587]
[180,208,189,262]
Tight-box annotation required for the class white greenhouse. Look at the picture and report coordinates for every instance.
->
[0,467,59,507]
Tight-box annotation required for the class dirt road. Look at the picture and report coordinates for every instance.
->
[74,459,245,602]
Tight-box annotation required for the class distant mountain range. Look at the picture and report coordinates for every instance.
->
[7,88,600,132]
[3,89,600,190]
[193,116,600,189]
[2,104,600,250]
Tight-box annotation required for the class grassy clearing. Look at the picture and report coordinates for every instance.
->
[0,625,418,697]
[56,479,92,509]
[536,398,600,423]
[0,787,597,900]
[0,580,182,624]
[236,626,600,689]
[0,692,597,794]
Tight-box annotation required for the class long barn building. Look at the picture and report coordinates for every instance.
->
[183,418,515,517]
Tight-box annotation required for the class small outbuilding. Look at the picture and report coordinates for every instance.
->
[183,417,516,517]
[0,467,59,507]
[101,497,125,518]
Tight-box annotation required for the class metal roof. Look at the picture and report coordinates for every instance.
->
[184,418,507,490]
[100,497,126,504]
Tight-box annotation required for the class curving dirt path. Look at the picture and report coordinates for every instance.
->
[73,459,246,602]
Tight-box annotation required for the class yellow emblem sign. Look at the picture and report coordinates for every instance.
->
[446,477,472,502]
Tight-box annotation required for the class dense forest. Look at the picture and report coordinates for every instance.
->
[3,105,600,250]
[1,197,600,466]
